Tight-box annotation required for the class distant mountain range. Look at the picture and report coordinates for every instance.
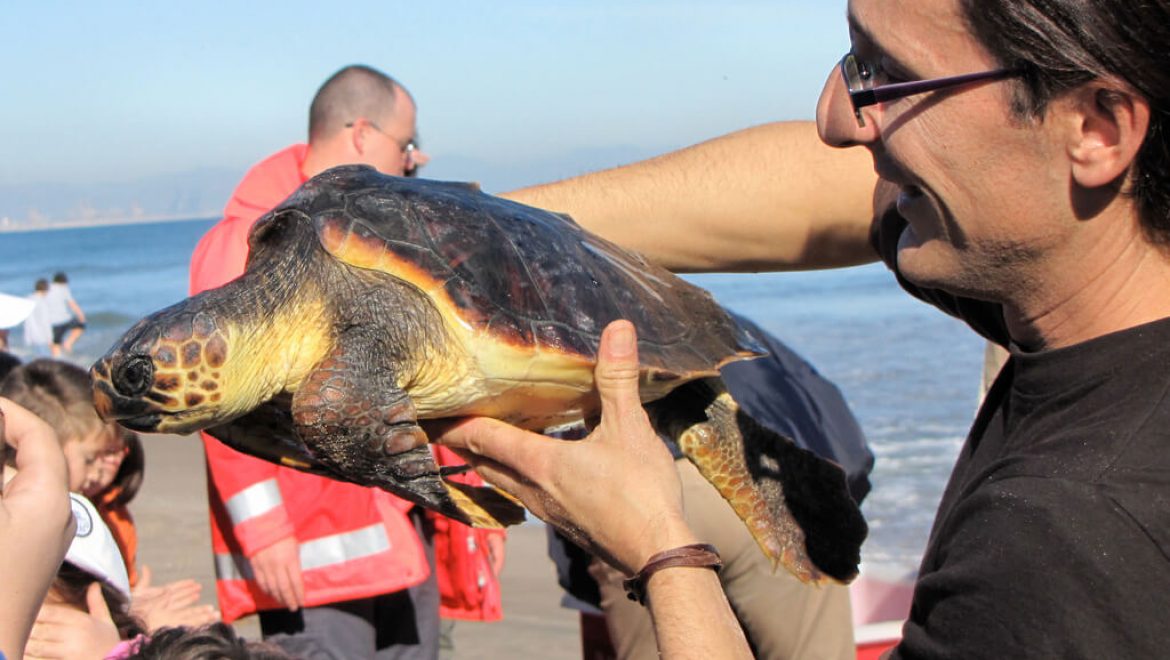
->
[0,144,658,231]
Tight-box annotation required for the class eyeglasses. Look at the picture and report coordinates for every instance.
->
[840,52,1021,127]
[402,140,420,177]
[345,119,422,175]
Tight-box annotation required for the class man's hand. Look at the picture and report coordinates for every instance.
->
[130,565,220,631]
[25,583,121,660]
[0,398,76,659]
[250,536,305,611]
[485,533,506,576]
[431,321,696,575]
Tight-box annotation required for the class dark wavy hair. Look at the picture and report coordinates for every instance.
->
[125,622,291,659]
[52,562,145,640]
[960,1,1170,245]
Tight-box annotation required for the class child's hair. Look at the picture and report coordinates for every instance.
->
[124,622,291,659]
[0,351,20,381]
[103,429,145,507]
[53,271,69,284]
[34,278,49,293]
[52,562,145,640]
[0,358,104,444]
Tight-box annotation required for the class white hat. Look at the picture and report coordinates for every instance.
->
[65,493,131,598]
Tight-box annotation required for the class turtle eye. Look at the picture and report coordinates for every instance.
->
[114,356,155,398]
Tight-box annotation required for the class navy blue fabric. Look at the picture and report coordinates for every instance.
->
[722,313,873,504]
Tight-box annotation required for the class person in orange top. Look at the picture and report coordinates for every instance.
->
[190,64,503,659]
[84,430,142,588]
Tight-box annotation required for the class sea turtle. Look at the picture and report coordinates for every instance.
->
[91,165,866,584]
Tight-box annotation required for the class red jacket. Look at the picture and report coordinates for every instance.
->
[190,145,503,623]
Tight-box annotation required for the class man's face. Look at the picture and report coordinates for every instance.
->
[366,95,429,177]
[817,0,1071,301]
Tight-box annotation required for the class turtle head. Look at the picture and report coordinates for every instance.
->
[92,299,258,435]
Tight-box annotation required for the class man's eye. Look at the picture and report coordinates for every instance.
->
[856,58,874,82]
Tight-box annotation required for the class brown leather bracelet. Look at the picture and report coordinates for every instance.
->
[623,543,722,605]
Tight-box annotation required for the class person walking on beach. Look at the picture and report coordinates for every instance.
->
[45,272,86,357]
[23,279,53,357]
[432,0,1170,656]
[190,64,501,659]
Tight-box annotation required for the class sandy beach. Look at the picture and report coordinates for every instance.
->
[134,433,581,658]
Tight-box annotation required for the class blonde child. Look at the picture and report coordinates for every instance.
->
[0,358,122,494]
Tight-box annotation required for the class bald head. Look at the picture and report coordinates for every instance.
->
[308,65,408,143]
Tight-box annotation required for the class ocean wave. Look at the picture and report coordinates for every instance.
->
[86,310,142,327]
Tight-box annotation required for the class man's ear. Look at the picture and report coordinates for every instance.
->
[1067,82,1150,189]
[350,118,370,156]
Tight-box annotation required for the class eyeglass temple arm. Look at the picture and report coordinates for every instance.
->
[865,69,1020,105]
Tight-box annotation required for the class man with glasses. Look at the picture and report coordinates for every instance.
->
[190,64,503,659]
[434,0,1170,657]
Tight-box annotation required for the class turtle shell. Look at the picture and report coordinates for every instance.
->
[261,164,760,380]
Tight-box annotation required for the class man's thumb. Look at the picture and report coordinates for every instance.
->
[595,320,641,410]
[86,581,114,623]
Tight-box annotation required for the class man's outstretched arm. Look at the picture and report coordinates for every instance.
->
[504,121,879,273]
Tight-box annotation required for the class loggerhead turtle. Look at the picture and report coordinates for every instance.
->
[91,165,866,584]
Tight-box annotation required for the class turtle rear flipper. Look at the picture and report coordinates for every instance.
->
[648,378,867,584]
[442,480,526,528]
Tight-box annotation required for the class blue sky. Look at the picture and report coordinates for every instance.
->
[2,1,849,187]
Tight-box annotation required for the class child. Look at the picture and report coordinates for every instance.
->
[22,279,53,358]
[83,428,144,587]
[0,358,122,493]
[2,441,143,660]
[0,359,220,631]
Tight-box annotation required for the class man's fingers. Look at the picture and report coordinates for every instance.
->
[273,570,294,610]
[430,416,549,466]
[0,398,68,493]
[292,569,306,610]
[594,321,643,417]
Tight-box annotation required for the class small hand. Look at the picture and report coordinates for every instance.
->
[130,566,220,631]
[250,536,305,611]
[25,582,121,660]
[431,321,696,575]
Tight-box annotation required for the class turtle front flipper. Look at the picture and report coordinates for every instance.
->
[647,377,867,584]
[291,339,524,528]
[207,396,342,476]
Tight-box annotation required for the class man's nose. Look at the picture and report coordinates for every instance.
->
[815,66,879,148]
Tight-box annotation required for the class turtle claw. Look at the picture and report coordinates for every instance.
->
[382,424,428,457]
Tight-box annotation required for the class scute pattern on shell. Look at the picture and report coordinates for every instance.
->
[268,165,759,374]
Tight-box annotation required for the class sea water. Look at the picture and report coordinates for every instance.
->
[0,218,984,578]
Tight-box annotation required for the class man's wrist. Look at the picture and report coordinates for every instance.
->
[631,514,699,573]
[624,543,722,604]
